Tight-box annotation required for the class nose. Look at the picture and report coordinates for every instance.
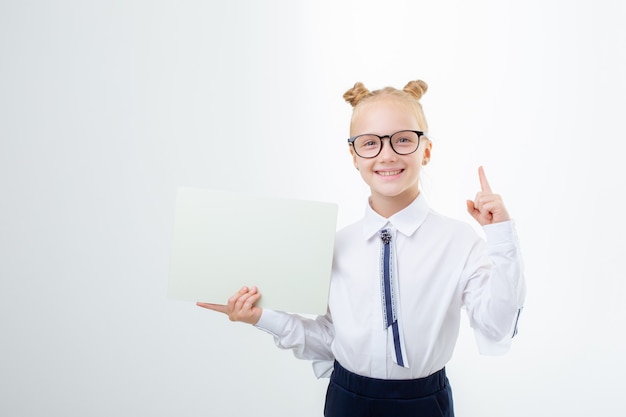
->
[377,137,397,161]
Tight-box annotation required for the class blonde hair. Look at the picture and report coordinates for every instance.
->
[343,80,429,135]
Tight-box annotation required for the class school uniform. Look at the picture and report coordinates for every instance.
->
[256,193,525,416]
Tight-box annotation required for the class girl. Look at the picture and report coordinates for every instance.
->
[198,79,526,417]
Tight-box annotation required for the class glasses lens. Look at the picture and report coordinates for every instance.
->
[390,131,419,155]
[353,135,381,158]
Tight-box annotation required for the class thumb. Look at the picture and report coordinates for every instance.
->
[196,302,228,314]
[466,200,479,220]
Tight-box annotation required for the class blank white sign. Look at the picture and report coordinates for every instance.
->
[167,187,338,315]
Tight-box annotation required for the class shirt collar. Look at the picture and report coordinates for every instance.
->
[362,193,431,240]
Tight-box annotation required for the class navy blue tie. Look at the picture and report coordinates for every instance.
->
[380,229,404,367]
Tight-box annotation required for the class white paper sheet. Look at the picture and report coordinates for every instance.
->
[167,187,338,315]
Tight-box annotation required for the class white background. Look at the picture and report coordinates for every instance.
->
[1,1,625,416]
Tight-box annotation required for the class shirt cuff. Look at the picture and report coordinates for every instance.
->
[482,220,519,247]
[254,309,290,337]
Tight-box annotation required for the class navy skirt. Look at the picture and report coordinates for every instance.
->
[324,361,454,417]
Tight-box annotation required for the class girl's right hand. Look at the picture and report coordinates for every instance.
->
[196,286,263,325]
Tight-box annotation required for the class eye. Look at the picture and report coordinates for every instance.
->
[356,135,379,149]
[392,131,418,146]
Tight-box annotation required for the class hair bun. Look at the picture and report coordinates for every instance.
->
[343,82,371,107]
[403,80,428,100]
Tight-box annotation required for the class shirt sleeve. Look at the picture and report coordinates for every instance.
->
[462,220,526,355]
[254,308,336,377]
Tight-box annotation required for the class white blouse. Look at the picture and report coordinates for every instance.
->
[255,193,526,379]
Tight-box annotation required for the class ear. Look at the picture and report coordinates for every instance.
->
[422,140,432,165]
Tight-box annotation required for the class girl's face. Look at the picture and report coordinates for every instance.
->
[350,96,431,216]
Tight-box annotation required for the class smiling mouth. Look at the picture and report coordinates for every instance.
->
[377,169,403,176]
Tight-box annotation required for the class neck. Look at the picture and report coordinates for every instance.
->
[370,189,420,218]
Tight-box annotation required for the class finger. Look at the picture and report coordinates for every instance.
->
[234,288,257,311]
[473,192,487,213]
[466,199,480,220]
[196,302,228,314]
[244,291,262,309]
[227,286,250,307]
[478,166,493,193]
[468,199,482,213]
[230,288,262,323]
[474,192,498,206]
[466,199,476,213]
[234,287,260,307]
[474,193,504,212]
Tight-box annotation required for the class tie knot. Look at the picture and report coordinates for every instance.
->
[380,229,392,244]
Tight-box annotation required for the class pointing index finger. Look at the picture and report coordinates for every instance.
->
[478,166,493,193]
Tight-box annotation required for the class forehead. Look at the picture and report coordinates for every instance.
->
[350,96,422,136]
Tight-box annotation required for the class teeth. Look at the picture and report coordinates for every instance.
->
[378,170,402,176]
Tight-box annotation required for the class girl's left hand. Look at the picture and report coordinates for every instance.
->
[466,166,510,226]
[196,286,263,325]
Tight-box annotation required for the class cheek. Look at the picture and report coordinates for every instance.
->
[350,151,359,169]
[353,160,371,181]
[358,168,372,186]
[355,158,371,172]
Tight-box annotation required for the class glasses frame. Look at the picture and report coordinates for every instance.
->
[347,130,426,159]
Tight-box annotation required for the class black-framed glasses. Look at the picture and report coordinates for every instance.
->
[348,130,425,159]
